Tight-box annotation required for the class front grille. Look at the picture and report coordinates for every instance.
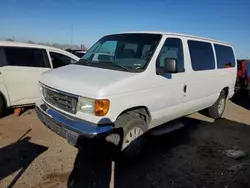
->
[43,87,78,114]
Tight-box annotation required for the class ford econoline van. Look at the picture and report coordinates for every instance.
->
[36,32,237,153]
[0,42,79,115]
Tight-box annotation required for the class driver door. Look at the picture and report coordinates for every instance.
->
[151,37,188,127]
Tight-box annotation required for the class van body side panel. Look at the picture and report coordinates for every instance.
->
[105,74,187,127]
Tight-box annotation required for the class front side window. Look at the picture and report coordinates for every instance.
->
[77,34,162,72]
[50,52,76,68]
[214,44,235,68]
[188,40,215,71]
[4,47,49,67]
[156,38,184,74]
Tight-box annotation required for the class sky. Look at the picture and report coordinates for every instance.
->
[0,0,249,58]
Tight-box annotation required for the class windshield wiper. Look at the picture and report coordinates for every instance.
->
[104,61,130,72]
[76,59,130,72]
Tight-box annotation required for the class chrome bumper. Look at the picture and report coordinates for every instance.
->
[36,102,113,146]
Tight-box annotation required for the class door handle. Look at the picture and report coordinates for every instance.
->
[183,84,187,93]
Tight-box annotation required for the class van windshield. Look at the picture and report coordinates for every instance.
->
[76,34,162,72]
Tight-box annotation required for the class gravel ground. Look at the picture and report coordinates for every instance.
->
[0,90,250,188]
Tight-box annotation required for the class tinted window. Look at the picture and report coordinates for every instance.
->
[50,52,76,68]
[214,44,235,68]
[188,40,215,71]
[4,47,49,67]
[156,38,184,73]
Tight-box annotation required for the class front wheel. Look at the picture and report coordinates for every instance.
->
[208,91,226,119]
[106,113,147,158]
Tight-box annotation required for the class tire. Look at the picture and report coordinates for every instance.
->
[106,112,147,158]
[208,91,226,119]
[0,95,5,117]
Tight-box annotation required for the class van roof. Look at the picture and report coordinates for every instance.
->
[111,31,230,46]
[0,41,72,53]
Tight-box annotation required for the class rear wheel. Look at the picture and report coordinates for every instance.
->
[106,112,147,157]
[208,91,226,119]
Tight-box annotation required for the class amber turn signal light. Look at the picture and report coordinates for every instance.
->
[95,99,110,116]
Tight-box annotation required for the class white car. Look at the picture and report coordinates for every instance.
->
[0,41,80,115]
[36,32,237,154]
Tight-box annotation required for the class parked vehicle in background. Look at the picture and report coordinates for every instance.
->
[74,50,87,58]
[236,59,250,91]
[0,41,80,116]
[36,32,237,155]
[66,49,87,58]
[246,60,250,92]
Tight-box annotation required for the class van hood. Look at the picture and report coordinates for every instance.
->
[40,64,138,97]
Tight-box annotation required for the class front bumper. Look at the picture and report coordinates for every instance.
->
[36,102,113,146]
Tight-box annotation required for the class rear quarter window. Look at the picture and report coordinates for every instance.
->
[214,44,235,68]
[188,40,215,71]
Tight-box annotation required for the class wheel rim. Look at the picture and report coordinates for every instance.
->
[123,127,144,150]
[218,98,225,115]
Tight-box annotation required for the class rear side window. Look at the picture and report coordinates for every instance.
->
[214,44,235,68]
[3,47,49,67]
[188,40,215,71]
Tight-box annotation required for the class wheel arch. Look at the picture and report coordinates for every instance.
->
[116,106,151,127]
[222,87,229,98]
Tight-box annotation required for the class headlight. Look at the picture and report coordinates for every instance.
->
[77,97,95,114]
[39,84,45,98]
[77,97,110,116]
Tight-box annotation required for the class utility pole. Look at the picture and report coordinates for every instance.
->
[70,25,74,49]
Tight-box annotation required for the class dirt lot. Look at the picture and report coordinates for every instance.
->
[0,91,250,188]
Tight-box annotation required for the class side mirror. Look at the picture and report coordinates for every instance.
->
[164,58,178,73]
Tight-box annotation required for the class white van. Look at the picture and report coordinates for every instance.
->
[36,32,237,153]
[0,42,80,115]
